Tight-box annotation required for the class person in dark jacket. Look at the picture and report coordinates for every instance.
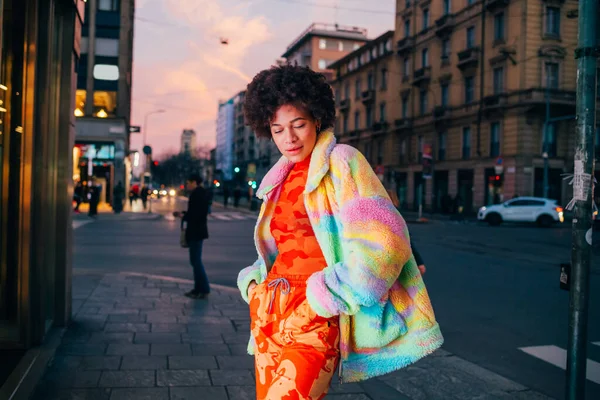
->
[180,174,211,299]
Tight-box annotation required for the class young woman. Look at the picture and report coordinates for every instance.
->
[237,65,443,400]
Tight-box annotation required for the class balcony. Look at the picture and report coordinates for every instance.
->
[361,89,375,104]
[483,94,508,108]
[372,121,390,135]
[457,47,480,70]
[394,118,412,130]
[397,37,415,55]
[485,0,509,11]
[433,106,451,122]
[339,98,350,111]
[435,14,455,37]
[520,88,576,115]
[412,66,432,86]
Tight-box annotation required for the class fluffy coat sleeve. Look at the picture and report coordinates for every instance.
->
[237,258,264,303]
[306,147,412,317]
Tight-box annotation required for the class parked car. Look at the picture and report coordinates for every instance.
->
[477,197,564,227]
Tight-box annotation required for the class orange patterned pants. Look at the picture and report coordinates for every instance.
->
[249,273,340,400]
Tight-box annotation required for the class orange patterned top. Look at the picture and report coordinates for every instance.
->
[270,156,328,275]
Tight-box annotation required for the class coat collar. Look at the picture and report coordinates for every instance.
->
[256,129,337,199]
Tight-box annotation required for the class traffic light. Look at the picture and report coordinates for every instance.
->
[153,161,159,166]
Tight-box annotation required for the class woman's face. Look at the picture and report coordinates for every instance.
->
[270,104,318,163]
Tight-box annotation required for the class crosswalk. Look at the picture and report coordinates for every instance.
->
[519,341,600,384]
[209,211,257,221]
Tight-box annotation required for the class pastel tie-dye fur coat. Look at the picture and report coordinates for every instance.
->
[237,129,443,383]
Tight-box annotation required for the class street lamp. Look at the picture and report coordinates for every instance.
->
[142,109,166,147]
[142,109,165,214]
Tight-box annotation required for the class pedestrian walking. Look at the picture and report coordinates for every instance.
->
[88,179,100,218]
[237,64,443,399]
[73,180,83,212]
[175,174,211,299]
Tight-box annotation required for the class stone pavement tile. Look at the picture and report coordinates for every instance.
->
[151,343,192,356]
[182,308,226,317]
[209,370,254,386]
[113,299,155,308]
[170,386,228,400]
[57,343,107,356]
[168,356,218,370]
[358,378,412,399]
[106,343,149,356]
[79,307,101,315]
[145,314,179,323]
[107,314,147,323]
[222,332,251,344]
[228,344,250,356]
[47,355,83,370]
[226,386,255,400]
[127,288,161,297]
[43,370,102,388]
[181,332,224,344]
[104,323,150,333]
[61,330,92,344]
[216,355,254,370]
[327,395,371,399]
[154,282,178,288]
[78,356,122,370]
[32,388,111,400]
[134,332,182,344]
[99,307,140,315]
[151,323,187,333]
[110,388,169,400]
[121,356,168,370]
[220,309,251,319]
[328,382,366,394]
[481,390,555,399]
[98,370,156,387]
[191,343,231,356]
[89,332,134,344]
[156,369,211,386]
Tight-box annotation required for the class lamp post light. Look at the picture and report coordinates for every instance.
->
[142,109,165,214]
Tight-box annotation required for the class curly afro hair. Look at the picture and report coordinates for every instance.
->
[243,64,336,138]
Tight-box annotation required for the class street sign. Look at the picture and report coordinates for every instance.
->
[494,156,504,175]
[422,144,433,179]
[143,146,152,155]
[129,125,141,133]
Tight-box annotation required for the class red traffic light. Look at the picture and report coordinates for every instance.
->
[153,161,159,166]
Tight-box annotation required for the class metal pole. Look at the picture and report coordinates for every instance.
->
[543,87,550,199]
[567,0,597,397]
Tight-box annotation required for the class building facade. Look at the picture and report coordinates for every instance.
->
[216,98,235,182]
[0,0,83,397]
[180,129,197,154]
[73,0,135,206]
[331,0,582,213]
[282,23,369,80]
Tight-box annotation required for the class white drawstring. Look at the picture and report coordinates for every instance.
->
[266,278,291,313]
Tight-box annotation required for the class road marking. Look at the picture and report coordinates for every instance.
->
[519,345,600,385]
[211,214,233,221]
[229,213,249,220]
[73,220,92,230]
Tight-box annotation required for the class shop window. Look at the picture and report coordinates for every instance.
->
[75,90,86,117]
[93,91,117,117]
[98,0,120,12]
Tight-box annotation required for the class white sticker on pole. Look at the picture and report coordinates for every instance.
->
[566,160,592,210]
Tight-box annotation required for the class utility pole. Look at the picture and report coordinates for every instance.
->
[567,0,597,398]
[543,87,551,199]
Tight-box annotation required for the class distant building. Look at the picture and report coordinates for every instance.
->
[216,98,235,181]
[281,23,369,80]
[180,129,197,154]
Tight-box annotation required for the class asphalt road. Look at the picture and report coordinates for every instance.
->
[73,197,600,399]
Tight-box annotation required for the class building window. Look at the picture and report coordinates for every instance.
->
[466,26,475,48]
[380,68,388,90]
[404,19,411,37]
[403,57,410,78]
[74,90,86,117]
[95,38,119,57]
[354,110,361,130]
[379,102,386,122]
[418,135,424,162]
[467,0,474,4]
[462,127,471,159]
[465,76,475,103]
[421,48,429,67]
[366,106,374,128]
[545,62,559,89]
[490,122,501,157]
[367,71,374,90]
[400,139,407,161]
[93,64,119,81]
[443,0,451,15]
[319,39,327,49]
[402,94,409,118]
[441,83,449,106]
[343,113,349,133]
[93,91,117,117]
[419,89,428,115]
[423,9,430,31]
[438,132,447,161]
[98,0,119,11]
[355,79,361,99]
[344,82,350,99]
[318,59,328,69]
[545,122,557,157]
[364,142,371,162]
[494,12,505,42]
[376,141,383,164]
[441,39,450,60]
[405,0,411,7]
[546,6,561,37]
[493,67,504,94]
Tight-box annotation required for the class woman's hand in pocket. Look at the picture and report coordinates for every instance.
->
[247,281,258,299]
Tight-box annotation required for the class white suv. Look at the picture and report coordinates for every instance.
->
[477,197,564,227]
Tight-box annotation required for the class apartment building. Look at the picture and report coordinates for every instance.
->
[282,23,369,80]
[329,31,397,183]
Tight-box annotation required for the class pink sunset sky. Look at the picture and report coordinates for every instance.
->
[130,0,395,157]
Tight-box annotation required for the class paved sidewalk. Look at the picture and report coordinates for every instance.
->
[32,272,555,400]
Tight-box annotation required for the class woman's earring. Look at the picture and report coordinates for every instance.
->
[316,123,321,133]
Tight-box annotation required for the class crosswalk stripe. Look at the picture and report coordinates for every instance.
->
[519,345,600,385]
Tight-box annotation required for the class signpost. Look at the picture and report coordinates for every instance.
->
[143,146,153,214]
